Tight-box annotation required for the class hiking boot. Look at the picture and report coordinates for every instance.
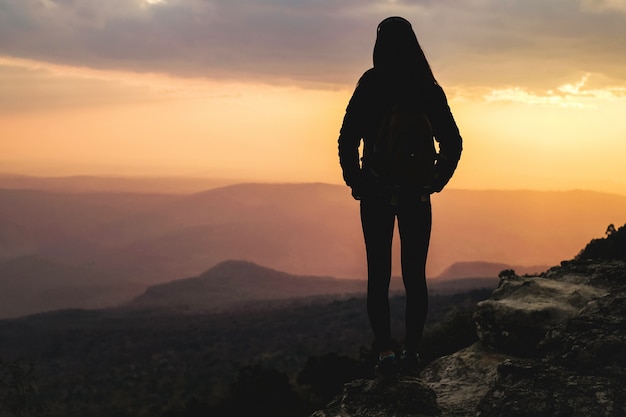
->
[375,352,398,377]
[400,350,420,377]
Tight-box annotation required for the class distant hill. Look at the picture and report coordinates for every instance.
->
[128,260,367,311]
[434,261,550,281]
[0,173,238,194]
[428,261,551,294]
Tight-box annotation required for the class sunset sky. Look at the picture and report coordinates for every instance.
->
[1,0,626,194]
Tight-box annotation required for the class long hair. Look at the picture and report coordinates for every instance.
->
[373,17,436,87]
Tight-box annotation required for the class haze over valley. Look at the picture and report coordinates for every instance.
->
[1,176,625,318]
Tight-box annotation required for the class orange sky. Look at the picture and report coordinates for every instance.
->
[1,1,626,195]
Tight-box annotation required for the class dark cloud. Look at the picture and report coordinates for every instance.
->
[1,0,625,88]
[416,0,626,88]
[0,0,376,86]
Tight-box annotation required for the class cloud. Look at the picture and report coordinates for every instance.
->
[0,0,375,87]
[1,0,625,89]
[0,55,245,112]
[484,74,626,108]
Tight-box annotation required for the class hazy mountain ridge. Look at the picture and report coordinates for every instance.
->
[130,259,528,313]
[0,188,179,260]
[0,173,240,194]
[2,183,624,278]
[0,183,364,281]
[1,181,625,318]
[93,183,364,281]
[129,260,368,311]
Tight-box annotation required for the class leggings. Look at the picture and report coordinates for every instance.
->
[360,194,431,353]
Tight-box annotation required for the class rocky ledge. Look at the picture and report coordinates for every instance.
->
[474,260,626,417]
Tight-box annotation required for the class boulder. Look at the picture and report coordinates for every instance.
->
[421,343,510,417]
[474,271,607,356]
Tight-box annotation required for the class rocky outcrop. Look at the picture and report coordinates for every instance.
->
[313,258,625,417]
[435,259,625,417]
[475,261,626,417]
[474,265,608,356]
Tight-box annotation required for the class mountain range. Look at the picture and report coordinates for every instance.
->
[128,259,520,313]
[1,177,625,318]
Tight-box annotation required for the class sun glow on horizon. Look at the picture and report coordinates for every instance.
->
[1,56,626,195]
[0,56,350,182]
[445,74,626,195]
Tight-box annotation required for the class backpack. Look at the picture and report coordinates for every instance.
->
[367,102,436,188]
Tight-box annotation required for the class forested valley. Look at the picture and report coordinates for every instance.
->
[0,288,491,417]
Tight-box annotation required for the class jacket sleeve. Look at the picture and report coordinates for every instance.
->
[338,71,373,188]
[426,83,463,192]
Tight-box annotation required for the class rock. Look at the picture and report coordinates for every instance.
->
[474,270,607,356]
[541,286,626,377]
[420,343,510,417]
[310,377,441,417]
[475,261,626,417]
[475,359,625,417]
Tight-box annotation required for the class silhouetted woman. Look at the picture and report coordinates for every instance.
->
[338,16,462,376]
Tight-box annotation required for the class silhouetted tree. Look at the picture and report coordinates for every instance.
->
[576,223,626,261]
[606,224,616,236]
